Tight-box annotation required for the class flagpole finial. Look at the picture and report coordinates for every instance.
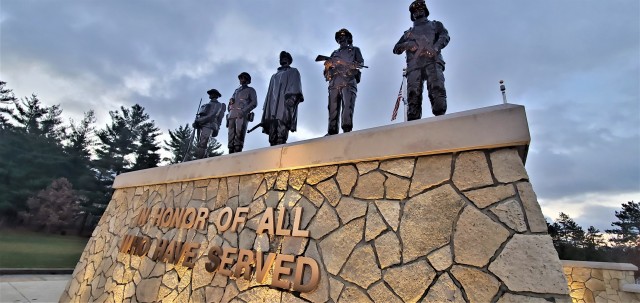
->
[499,80,508,104]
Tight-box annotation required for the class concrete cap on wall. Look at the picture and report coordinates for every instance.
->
[113,104,531,189]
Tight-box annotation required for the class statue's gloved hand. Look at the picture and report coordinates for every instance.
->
[192,122,199,129]
[405,41,418,52]
[286,97,296,107]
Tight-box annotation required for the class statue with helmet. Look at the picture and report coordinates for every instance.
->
[255,51,304,146]
[319,28,365,135]
[227,72,258,153]
[192,89,226,159]
[393,0,450,120]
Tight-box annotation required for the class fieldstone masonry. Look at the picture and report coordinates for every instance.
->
[562,260,640,303]
[61,105,572,302]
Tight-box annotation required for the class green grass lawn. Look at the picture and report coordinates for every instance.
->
[0,229,89,268]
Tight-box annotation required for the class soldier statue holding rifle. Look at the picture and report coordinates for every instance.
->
[254,51,304,146]
[192,89,226,159]
[393,0,450,120]
[317,28,365,135]
[227,72,257,153]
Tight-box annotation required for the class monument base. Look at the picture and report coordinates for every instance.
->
[62,104,570,302]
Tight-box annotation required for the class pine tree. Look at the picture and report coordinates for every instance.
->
[163,124,224,163]
[606,201,640,247]
[0,81,17,129]
[132,121,161,170]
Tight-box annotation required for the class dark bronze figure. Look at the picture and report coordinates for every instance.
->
[322,28,364,135]
[192,89,226,159]
[258,51,304,146]
[227,72,257,153]
[393,0,450,120]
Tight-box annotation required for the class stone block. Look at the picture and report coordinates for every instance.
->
[400,184,464,262]
[409,154,452,197]
[336,165,358,195]
[319,218,364,275]
[380,157,415,178]
[489,199,528,232]
[454,206,510,267]
[365,204,387,241]
[490,148,529,183]
[353,171,386,200]
[374,231,401,269]
[340,244,381,288]
[384,173,410,200]
[516,182,548,233]
[375,200,400,232]
[316,178,341,206]
[451,265,500,303]
[489,234,569,294]
[452,151,493,191]
[356,161,379,175]
[307,166,338,185]
[335,197,367,224]
[384,260,435,302]
[369,281,403,303]
[464,184,515,209]
[422,273,465,303]
[427,245,452,271]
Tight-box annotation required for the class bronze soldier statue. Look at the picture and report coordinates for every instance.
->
[393,0,450,120]
[227,72,257,153]
[192,89,226,159]
[324,28,364,135]
[260,51,304,146]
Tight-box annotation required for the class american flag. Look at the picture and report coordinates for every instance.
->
[391,81,404,121]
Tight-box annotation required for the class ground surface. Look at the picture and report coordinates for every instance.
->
[0,230,87,268]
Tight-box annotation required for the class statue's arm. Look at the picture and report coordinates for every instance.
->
[354,47,364,66]
[246,89,258,115]
[196,104,213,123]
[434,21,450,51]
[215,104,226,128]
[393,32,409,55]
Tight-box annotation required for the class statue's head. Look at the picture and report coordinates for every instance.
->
[409,0,429,21]
[279,51,293,66]
[238,72,251,85]
[207,89,221,99]
[335,28,353,46]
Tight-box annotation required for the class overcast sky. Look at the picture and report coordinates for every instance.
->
[1,0,638,233]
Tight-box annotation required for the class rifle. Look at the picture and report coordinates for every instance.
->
[247,118,277,134]
[315,55,368,69]
[182,97,203,162]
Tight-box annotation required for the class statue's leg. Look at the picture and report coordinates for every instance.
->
[236,118,248,152]
[195,128,212,159]
[327,86,341,135]
[426,61,447,116]
[277,120,289,145]
[228,118,237,153]
[406,67,425,121]
[341,84,357,132]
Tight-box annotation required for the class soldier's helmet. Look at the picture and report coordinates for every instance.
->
[409,0,430,21]
[280,51,293,64]
[238,72,252,84]
[334,28,353,44]
[207,89,221,98]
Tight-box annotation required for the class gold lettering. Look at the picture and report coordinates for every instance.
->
[181,208,197,229]
[216,207,234,232]
[150,207,164,226]
[151,239,169,261]
[271,254,295,290]
[181,242,201,268]
[119,234,135,254]
[256,207,275,235]
[234,249,254,280]
[193,208,210,230]
[293,256,320,292]
[171,208,185,228]
[255,251,276,283]
[159,208,174,228]
[205,245,223,273]
[218,247,238,277]
[291,207,309,238]
[275,208,291,236]
[135,207,151,226]
[230,207,249,232]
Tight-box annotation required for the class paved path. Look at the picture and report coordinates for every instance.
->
[0,275,70,303]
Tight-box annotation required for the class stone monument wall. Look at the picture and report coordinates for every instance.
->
[562,260,640,303]
[61,104,571,303]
